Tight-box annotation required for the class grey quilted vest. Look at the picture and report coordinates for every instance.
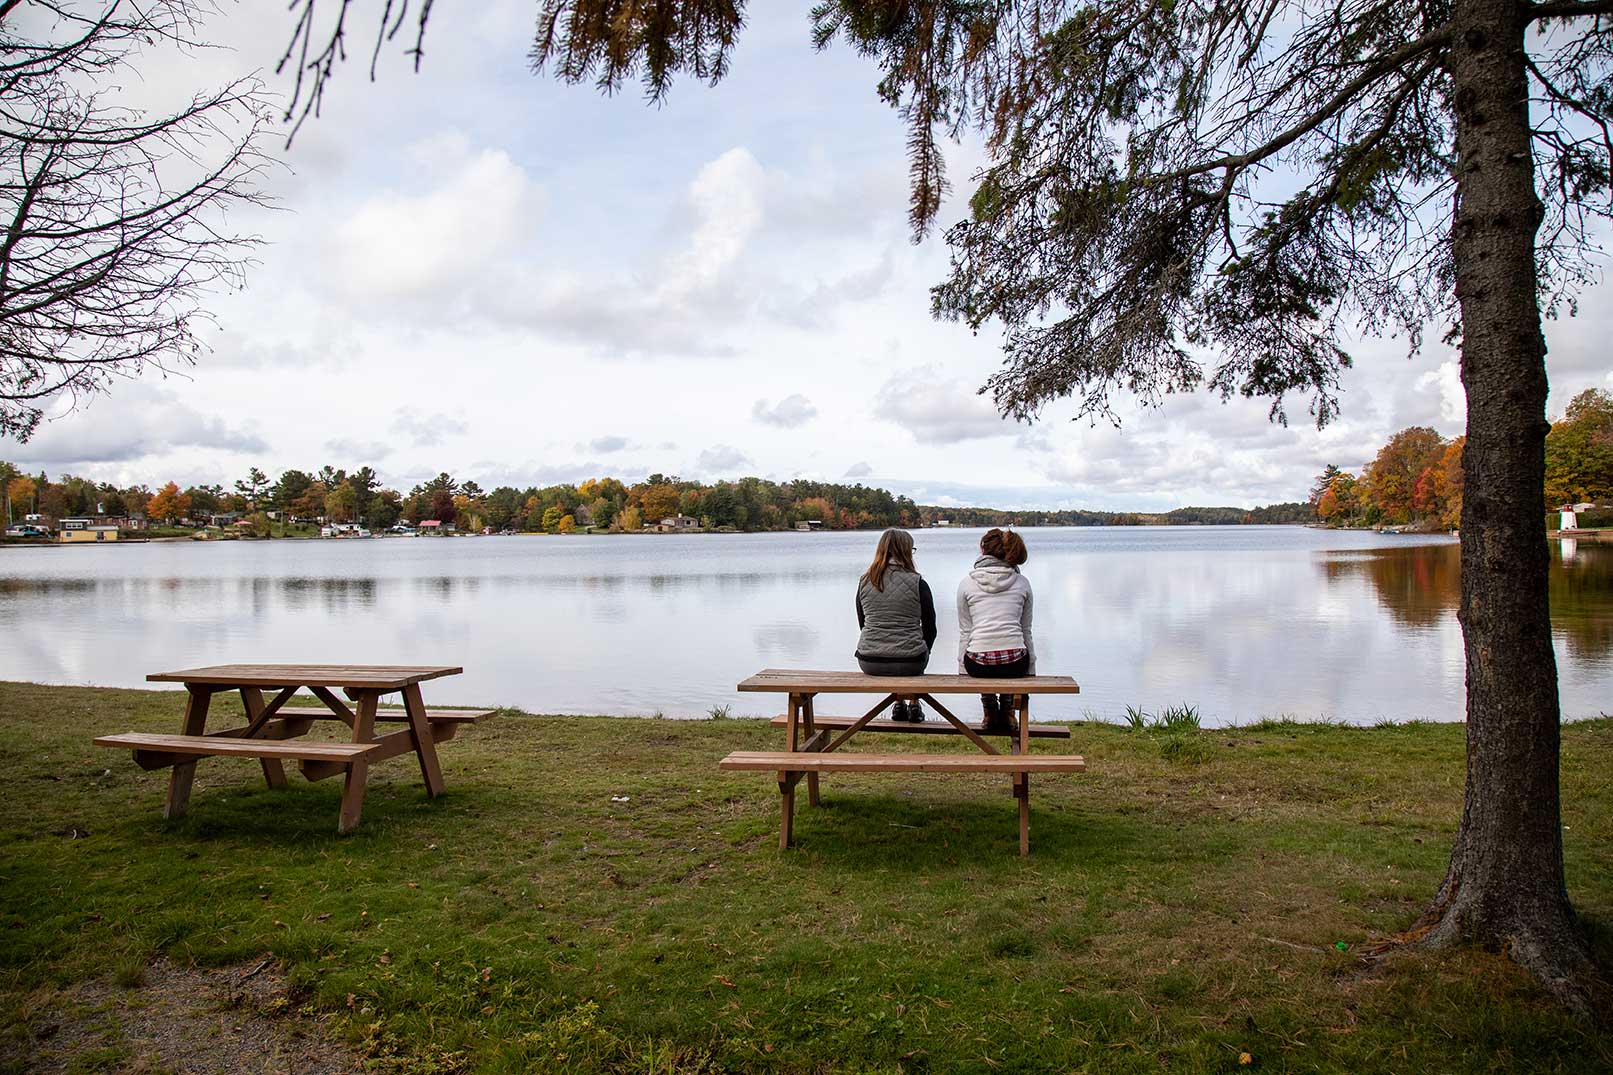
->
[856,568,928,659]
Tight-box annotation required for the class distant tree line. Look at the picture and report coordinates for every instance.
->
[1309,389,1613,530]
[915,503,1312,528]
[2,460,1323,534]
[0,465,928,534]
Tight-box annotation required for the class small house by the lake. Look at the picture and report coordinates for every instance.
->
[57,520,118,543]
[658,514,699,533]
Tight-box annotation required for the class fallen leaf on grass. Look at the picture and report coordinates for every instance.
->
[715,975,736,988]
[1240,1052,1253,1065]
[377,953,391,965]
[316,913,332,921]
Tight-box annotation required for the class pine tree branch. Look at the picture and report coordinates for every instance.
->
[1158,25,1452,184]
[1523,0,1613,19]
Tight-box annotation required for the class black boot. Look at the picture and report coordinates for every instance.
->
[890,699,911,722]
[982,694,1012,733]
[998,694,1017,730]
[909,699,925,722]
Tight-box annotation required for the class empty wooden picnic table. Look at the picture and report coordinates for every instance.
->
[724,668,1084,855]
[95,664,493,833]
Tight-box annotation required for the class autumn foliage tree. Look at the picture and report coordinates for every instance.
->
[1315,430,1467,529]
[1545,388,1613,506]
[145,481,190,524]
[1365,428,1448,524]
[634,481,682,524]
[324,481,358,523]
[6,475,37,520]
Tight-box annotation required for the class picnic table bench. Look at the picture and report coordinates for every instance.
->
[723,669,1083,855]
[95,664,493,833]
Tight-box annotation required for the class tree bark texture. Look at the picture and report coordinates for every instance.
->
[1425,0,1596,1014]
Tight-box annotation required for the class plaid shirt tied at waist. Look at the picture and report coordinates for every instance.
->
[967,648,1027,665]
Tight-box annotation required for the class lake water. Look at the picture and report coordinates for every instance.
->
[1,527,1609,725]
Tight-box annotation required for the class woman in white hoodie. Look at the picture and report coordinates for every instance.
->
[957,528,1034,732]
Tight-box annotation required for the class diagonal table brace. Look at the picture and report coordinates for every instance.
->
[309,686,356,724]
[918,694,1000,755]
[823,694,900,753]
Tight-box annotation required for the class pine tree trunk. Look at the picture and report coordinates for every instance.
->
[1420,0,1596,1014]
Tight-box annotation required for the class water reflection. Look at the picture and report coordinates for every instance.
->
[1553,541,1613,660]
[753,623,821,661]
[1320,546,1460,628]
[1319,540,1613,659]
[2,528,1609,722]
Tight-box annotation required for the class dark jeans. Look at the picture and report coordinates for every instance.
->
[963,652,1030,679]
[857,653,929,677]
[964,652,1030,719]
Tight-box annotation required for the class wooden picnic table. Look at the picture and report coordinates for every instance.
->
[723,668,1084,855]
[95,664,493,834]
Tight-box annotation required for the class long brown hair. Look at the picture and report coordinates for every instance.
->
[981,528,1028,566]
[862,528,916,591]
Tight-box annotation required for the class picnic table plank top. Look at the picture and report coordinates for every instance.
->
[146,664,462,689]
[738,668,1080,694]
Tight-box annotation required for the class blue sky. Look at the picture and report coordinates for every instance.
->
[6,2,1611,510]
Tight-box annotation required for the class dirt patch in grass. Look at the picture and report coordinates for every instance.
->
[21,958,361,1075]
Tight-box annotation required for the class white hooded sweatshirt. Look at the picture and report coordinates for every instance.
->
[956,556,1035,672]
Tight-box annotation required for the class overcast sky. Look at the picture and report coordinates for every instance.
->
[6,2,1611,511]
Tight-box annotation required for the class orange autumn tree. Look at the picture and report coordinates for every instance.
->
[1364,427,1448,524]
[1433,438,1465,529]
[7,475,37,519]
[146,482,191,524]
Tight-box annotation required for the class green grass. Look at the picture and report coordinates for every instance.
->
[1,682,1610,1074]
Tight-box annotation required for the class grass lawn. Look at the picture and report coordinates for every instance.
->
[1,682,1609,1074]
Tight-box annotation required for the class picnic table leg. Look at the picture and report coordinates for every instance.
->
[803,693,821,807]
[164,686,212,818]
[1016,773,1031,856]
[777,771,795,849]
[401,683,447,798]
[240,687,288,790]
[338,692,379,835]
[1017,694,1030,757]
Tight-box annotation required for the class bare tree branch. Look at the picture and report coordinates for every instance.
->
[1,0,274,440]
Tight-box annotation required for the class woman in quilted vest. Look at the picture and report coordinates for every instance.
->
[854,528,937,722]
[957,528,1035,732]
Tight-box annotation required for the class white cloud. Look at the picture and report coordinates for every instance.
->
[335,148,539,301]
[325,438,393,462]
[874,365,1017,444]
[752,394,818,428]
[390,412,467,448]
[665,148,765,292]
[1415,359,1466,426]
[696,445,752,474]
[845,461,873,478]
[586,435,631,453]
[9,386,266,466]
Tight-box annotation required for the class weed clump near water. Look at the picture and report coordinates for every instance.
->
[1120,703,1212,762]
